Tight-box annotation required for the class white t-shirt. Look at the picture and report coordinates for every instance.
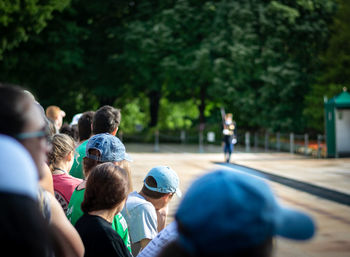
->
[121,191,158,256]
[138,221,178,257]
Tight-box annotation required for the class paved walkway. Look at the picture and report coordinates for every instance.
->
[232,152,350,195]
[125,143,350,257]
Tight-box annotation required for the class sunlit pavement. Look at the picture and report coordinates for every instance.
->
[126,143,350,257]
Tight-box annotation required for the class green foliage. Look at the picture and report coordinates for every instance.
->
[0,0,70,58]
[304,83,343,133]
[319,0,350,86]
[144,0,335,132]
[118,97,149,134]
[158,98,199,130]
[0,0,131,119]
[119,96,199,133]
[303,0,350,133]
[0,0,338,134]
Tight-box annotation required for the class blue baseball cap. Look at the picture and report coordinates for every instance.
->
[176,169,315,255]
[86,133,132,162]
[144,166,182,197]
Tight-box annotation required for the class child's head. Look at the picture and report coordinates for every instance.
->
[46,105,65,130]
[141,166,181,199]
[81,162,129,214]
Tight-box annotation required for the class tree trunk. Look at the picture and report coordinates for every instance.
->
[149,90,161,127]
[198,85,206,129]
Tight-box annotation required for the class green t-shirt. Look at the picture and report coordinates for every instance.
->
[69,140,88,179]
[66,187,131,253]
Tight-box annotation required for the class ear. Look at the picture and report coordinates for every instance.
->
[163,193,173,202]
[67,151,74,162]
[111,127,118,136]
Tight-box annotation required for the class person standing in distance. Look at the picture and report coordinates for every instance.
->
[222,113,236,163]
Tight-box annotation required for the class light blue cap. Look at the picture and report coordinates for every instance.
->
[144,166,181,197]
[86,133,132,162]
[0,134,38,199]
[176,169,315,255]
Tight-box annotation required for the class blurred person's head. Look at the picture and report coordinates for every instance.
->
[45,117,57,139]
[158,169,316,257]
[60,123,79,142]
[0,84,49,178]
[78,111,94,142]
[48,133,76,172]
[46,105,66,131]
[0,134,53,256]
[81,163,129,215]
[70,113,82,126]
[0,134,39,198]
[83,133,132,190]
[225,113,233,123]
[92,105,121,135]
[140,166,181,210]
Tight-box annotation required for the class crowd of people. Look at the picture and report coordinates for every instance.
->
[0,83,317,257]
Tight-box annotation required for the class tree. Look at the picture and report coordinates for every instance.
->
[0,0,70,59]
[158,0,335,132]
[0,0,336,132]
[120,1,176,127]
[303,0,349,133]
[0,0,132,119]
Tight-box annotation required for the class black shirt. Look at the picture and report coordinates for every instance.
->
[0,192,53,256]
[75,213,132,257]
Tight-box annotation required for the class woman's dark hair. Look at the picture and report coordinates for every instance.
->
[140,176,168,199]
[78,111,94,141]
[81,163,129,213]
[60,123,79,142]
[92,105,121,134]
[0,84,33,137]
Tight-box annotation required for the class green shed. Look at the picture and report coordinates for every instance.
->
[324,88,350,157]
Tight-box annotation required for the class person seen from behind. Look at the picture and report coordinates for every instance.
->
[70,105,121,179]
[48,133,82,212]
[0,83,84,257]
[158,169,316,257]
[75,163,132,257]
[46,105,66,133]
[122,166,181,256]
[67,133,133,253]
[60,123,79,142]
[0,134,53,256]
[69,111,94,179]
